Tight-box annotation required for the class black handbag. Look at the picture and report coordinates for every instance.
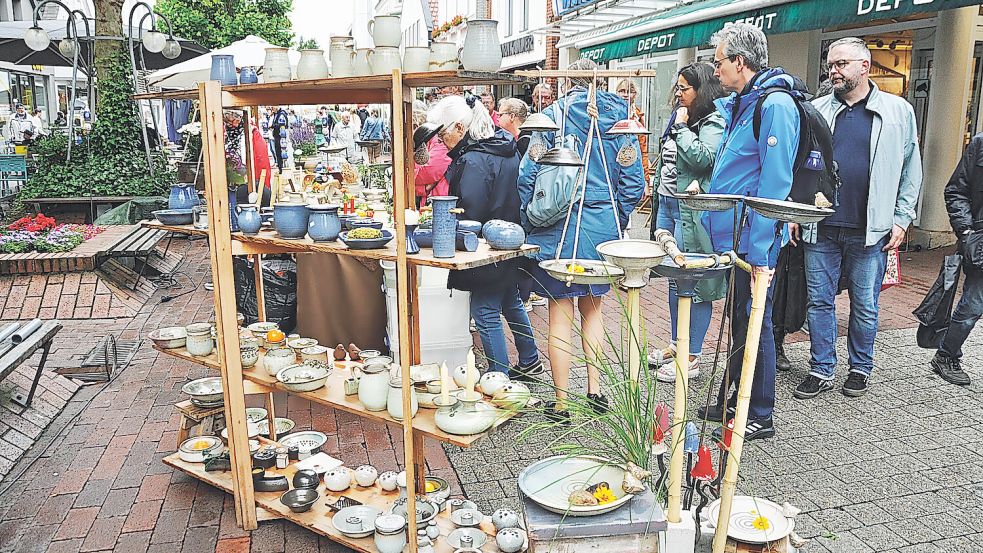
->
[912,253,963,349]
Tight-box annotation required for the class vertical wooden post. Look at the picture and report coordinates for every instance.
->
[199,81,257,531]
[252,255,267,322]
[391,70,420,553]
[712,275,770,553]
[667,295,691,523]
[243,106,256,195]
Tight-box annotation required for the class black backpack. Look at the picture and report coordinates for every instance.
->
[752,87,840,208]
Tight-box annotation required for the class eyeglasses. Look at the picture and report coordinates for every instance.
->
[712,55,737,69]
[673,84,693,93]
[826,59,864,72]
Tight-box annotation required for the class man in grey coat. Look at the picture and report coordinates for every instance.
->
[790,37,922,399]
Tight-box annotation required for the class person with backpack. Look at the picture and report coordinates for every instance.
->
[697,23,801,441]
[647,62,728,382]
[517,58,645,422]
[790,37,922,399]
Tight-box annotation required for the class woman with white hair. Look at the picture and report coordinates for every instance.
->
[428,95,543,376]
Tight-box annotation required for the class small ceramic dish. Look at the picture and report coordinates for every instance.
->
[280,488,319,513]
[152,209,194,225]
[255,417,295,437]
[287,337,318,356]
[447,527,487,549]
[247,321,279,339]
[332,505,382,538]
[451,508,484,528]
[245,407,268,424]
[148,327,187,349]
[339,229,394,250]
[279,431,328,454]
[178,436,222,463]
[219,422,261,444]
[248,439,261,454]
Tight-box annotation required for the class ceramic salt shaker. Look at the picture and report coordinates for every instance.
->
[417,529,436,553]
[426,519,440,539]
[491,508,520,531]
[353,464,378,487]
[323,468,351,492]
[377,470,399,492]
[495,528,526,553]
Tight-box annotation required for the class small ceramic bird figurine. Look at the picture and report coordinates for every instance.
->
[347,343,361,361]
[333,344,347,361]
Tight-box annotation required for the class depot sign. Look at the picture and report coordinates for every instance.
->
[580,0,977,63]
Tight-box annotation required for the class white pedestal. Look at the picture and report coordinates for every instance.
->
[661,510,696,553]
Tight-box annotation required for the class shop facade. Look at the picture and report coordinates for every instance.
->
[557,0,983,247]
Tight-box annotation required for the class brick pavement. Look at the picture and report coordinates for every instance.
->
[0,232,975,552]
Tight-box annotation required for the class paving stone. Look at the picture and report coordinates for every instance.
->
[112,530,152,552]
[215,537,251,553]
[73,478,114,509]
[53,507,100,541]
[45,538,84,553]
[121,500,162,533]
[79,516,125,552]
[149,508,189,545]
[249,520,285,552]
[180,524,219,553]
[98,488,138,519]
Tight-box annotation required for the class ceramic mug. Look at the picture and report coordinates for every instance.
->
[368,14,401,47]
[353,48,374,77]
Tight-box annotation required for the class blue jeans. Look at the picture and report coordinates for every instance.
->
[804,227,888,379]
[470,285,539,374]
[940,266,983,358]
[657,194,714,355]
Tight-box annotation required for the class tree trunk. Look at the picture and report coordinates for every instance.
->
[92,0,124,113]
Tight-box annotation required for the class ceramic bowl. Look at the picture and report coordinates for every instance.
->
[332,505,382,538]
[324,468,352,492]
[280,488,319,513]
[377,470,399,491]
[287,338,318,357]
[182,377,223,403]
[517,455,635,516]
[219,422,261,444]
[152,209,194,225]
[245,407,268,423]
[247,321,279,340]
[425,476,451,505]
[256,417,295,437]
[339,229,394,250]
[354,465,378,487]
[292,469,321,490]
[276,364,330,392]
[178,436,222,463]
[148,327,187,349]
[451,508,483,528]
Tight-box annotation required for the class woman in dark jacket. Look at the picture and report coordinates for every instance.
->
[428,95,542,376]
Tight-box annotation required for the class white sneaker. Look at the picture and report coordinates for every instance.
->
[647,346,675,367]
[523,301,533,312]
[655,356,700,383]
[528,292,548,306]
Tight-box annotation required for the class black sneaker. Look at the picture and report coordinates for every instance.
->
[697,402,736,421]
[842,372,869,397]
[544,401,570,424]
[793,375,834,399]
[586,393,609,415]
[512,359,545,382]
[776,345,791,372]
[711,417,775,442]
[931,353,971,385]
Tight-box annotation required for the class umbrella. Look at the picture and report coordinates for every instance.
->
[0,19,205,69]
[146,35,305,89]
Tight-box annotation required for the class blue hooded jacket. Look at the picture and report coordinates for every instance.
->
[518,87,645,262]
[705,68,800,268]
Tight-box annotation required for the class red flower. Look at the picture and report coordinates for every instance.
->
[9,214,57,233]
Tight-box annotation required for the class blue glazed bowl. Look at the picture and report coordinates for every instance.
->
[152,209,195,225]
[345,217,383,231]
[457,219,483,236]
[482,219,525,250]
[413,227,433,248]
[339,229,395,250]
[273,203,311,240]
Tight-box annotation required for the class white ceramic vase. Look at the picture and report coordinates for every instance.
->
[429,41,459,71]
[368,14,401,47]
[402,46,430,73]
[296,49,329,80]
[353,48,374,77]
[329,36,354,77]
[263,47,291,82]
[460,19,502,72]
[373,46,402,75]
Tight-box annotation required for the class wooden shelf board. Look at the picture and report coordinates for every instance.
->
[163,451,499,552]
[155,344,519,448]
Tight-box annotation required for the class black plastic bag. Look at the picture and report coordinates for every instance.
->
[913,253,963,349]
[233,256,297,333]
[772,243,807,336]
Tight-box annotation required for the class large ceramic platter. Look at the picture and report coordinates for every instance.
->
[517,455,635,516]
[539,259,624,286]
[673,193,744,212]
[704,496,794,544]
[743,197,833,224]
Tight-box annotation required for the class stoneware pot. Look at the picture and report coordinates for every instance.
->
[478,371,510,397]
[433,394,497,436]
[460,20,502,72]
[292,469,320,490]
[430,41,459,71]
[368,14,401,47]
[169,182,199,210]
[387,378,419,421]
[353,48,373,77]
[263,348,295,377]
[239,66,258,84]
[495,528,526,553]
[373,46,402,75]
[328,36,354,77]
[263,47,291,82]
[236,205,261,235]
[354,464,378,487]
[209,54,237,86]
[374,514,408,553]
[430,196,458,258]
[273,203,310,240]
[296,49,329,80]
[403,46,430,72]
[300,345,329,365]
[482,219,525,250]
[357,363,390,412]
[185,323,213,357]
[377,470,399,491]
[491,508,520,531]
[324,468,351,492]
[307,204,342,242]
[456,231,479,252]
[240,338,259,368]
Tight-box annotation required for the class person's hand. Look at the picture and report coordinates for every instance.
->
[883,224,906,251]
[751,265,775,287]
[675,107,689,124]
[788,223,800,246]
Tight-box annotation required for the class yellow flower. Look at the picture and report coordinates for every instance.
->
[752,515,770,531]
[566,263,585,274]
[592,484,616,505]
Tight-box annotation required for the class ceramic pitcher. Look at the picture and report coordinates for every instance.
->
[402,46,430,73]
[236,205,261,235]
[209,54,237,85]
[329,36,354,77]
[429,41,459,71]
[368,14,401,47]
[353,48,374,77]
[239,66,258,84]
[357,363,389,411]
[386,378,418,421]
[460,20,502,72]
[296,49,329,80]
[263,47,291,82]
[373,46,402,75]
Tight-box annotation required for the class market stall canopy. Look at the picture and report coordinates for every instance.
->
[0,19,206,68]
[146,35,304,89]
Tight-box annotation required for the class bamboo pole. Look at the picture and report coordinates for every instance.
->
[391,69,420,553]
[667,295,691,523]
[199,80,257,530]
[627,288,642,382]
[712,273,771,552]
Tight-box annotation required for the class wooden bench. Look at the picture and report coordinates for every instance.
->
[0,320,62,408]
[97,226,172,290]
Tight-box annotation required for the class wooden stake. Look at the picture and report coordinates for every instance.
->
[256,170,267,210]
[667,295,691,523]
[627,288,642,382]
[712,274,771,553]
[199,80,257,531]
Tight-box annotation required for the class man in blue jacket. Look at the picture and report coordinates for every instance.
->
[700,23,800,441]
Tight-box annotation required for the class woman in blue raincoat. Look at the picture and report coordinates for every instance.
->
[517,59,645,421]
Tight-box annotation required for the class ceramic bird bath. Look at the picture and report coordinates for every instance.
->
[743,196,834,224]
[673,193,743,213]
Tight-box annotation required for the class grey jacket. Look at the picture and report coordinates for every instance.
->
[802,81,923,246]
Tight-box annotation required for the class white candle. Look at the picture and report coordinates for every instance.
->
[465,347,477,394]
[405,209,420,226]
[440,362,450,404]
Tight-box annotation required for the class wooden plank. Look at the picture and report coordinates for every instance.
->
[225,89,392,108]
[141,221,209,237]
[162,451,499,552]
[200,80,257,531]
[514,69,659,78]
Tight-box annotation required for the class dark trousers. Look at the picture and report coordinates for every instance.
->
[272,129,285,171]
[940,267,983,358]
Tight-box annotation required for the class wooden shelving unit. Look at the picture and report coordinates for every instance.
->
[148,71,535,552]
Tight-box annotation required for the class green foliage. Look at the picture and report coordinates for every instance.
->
[155,0,294,50]
[20,50,173,200]
[296,36,318,50]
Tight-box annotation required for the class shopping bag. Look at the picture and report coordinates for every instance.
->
[912,253,963,349]
[881,248,901,291]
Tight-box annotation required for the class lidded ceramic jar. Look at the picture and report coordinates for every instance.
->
[374,514,407,553]
[185,323,213,357]
[263,348,295,376]
[240,337,259,368]
[300,345,329,365]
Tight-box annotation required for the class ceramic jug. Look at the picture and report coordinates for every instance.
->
[353,48,373,77]
[263,47,291,82]
[429,196,459,258]
[368,14,401,47]
[387,378,418,421]
[429,41,459,71]
[209,54,237,85]
[239,66,258,84]
[236,205,262,235]
[296,49,329,80]
[402,46,430,73]
[307,204,342,242]
[169,182,198,210]
[357,363,389,411]
[373,46,402,75]
[329,37,354,77]
[460,20,502,72]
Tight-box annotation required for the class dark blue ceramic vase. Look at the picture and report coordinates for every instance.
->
[210,54,237,86]
[169,183,199,210]
[237,205,261,235]
[405,223,420,254]
[430,196,458,258]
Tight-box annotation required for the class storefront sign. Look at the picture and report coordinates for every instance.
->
[502,35,536,58]
[554,0,605,17]
[580,0,981,62]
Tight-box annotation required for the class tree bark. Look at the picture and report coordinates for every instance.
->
[92,0,124,113]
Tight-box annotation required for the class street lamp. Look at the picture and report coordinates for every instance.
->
[23,26,50,51]
[162,38,182,60]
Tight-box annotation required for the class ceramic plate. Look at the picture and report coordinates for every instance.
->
[331,505,382,538]
[704,496,794,544]
[245,408,268,424]
[539,259,625,286]
[517,455,634,516]
[255,417,295,436]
